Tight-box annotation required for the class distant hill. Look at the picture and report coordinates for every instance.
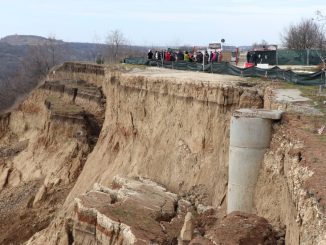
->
[0,34,109,63]
[0,34,64,46]
[0,35,108,81]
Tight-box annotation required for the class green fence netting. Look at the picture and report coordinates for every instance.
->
[124,57,326,86]
[248,50,326,66]
[277,50,326,66]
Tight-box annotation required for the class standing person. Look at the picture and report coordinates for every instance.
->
[252,52,258,65]
[165,51,171,61]
[147,49,153,59]
[177,50,184,61]
[218,51,223,62]
[189,52,194,62]
[211,51,217,62]
[196,51,203,63]
[209,51,213,62]
[204,51,209,64]
[170,52,176,61]
[184,51,190,61]
[160,51,163,60]
[246,51,251,63]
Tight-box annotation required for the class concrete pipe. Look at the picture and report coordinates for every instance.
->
[227,109,282,214]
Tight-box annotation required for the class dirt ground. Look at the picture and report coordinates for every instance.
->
[0,178,74,244]
[124,65,250,84]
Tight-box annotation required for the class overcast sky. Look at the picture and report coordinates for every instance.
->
[1,0,325,46]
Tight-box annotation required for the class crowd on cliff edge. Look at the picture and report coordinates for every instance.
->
[147,49,223,64]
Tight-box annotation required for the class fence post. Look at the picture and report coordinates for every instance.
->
[307,49,310,65]
[202,51,205,72]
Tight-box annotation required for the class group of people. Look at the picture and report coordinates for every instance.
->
[246,51,260,65]
[147,49,222,64]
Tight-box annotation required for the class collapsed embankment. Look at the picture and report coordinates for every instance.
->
[65,68,265,207]
[1,62,325,244]
[0,63,105,244]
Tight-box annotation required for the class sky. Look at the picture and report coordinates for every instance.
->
[1,0,326,47]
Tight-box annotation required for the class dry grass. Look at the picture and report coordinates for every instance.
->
[45,96,84,116]
[18,102,41,114]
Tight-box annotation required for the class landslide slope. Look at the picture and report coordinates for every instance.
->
[26,64,266,244]
[0,64,105,244]
[4,63,326,245]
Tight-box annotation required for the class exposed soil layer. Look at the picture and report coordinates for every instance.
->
[0,63,325,244]
[0,72,105,244]
[281,112,326,212]
[73,177,280,245]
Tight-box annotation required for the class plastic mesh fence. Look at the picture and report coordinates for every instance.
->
[124,57,326,86]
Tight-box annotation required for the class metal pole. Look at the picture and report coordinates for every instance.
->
[202,51,205,72]
[307,49,310,65]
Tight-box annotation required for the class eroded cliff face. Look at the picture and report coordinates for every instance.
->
[0,66,105,244]
[25,65,266,244]
[1,63,325,244]
[254,117,326,244]
[64,69,264,209]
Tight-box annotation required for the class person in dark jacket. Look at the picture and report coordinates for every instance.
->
[246,52,251,63]
[177,50,184,61]
[204,51,209,64]
[196,51,203,63]
[170,52,176,61]
[147,49,153,59]
[252,52,258,65]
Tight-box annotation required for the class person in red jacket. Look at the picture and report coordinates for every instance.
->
[165,51,171,61]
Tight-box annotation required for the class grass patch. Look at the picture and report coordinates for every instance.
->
[279,82,326,142]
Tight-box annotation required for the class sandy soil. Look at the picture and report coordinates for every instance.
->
[124,66,250,84]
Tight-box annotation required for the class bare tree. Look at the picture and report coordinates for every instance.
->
[106,29,127,63]
[21,35,65,81]
[316,10,326,21]
[23,45,51,78]
[281,18,326,50]
[0,44,48,114]
[252,40,268,49]
[315,11,326,70]
[91,34,105,64]
[47,35,57,67]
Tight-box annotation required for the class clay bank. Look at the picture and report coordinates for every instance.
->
[0,62,325,245]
